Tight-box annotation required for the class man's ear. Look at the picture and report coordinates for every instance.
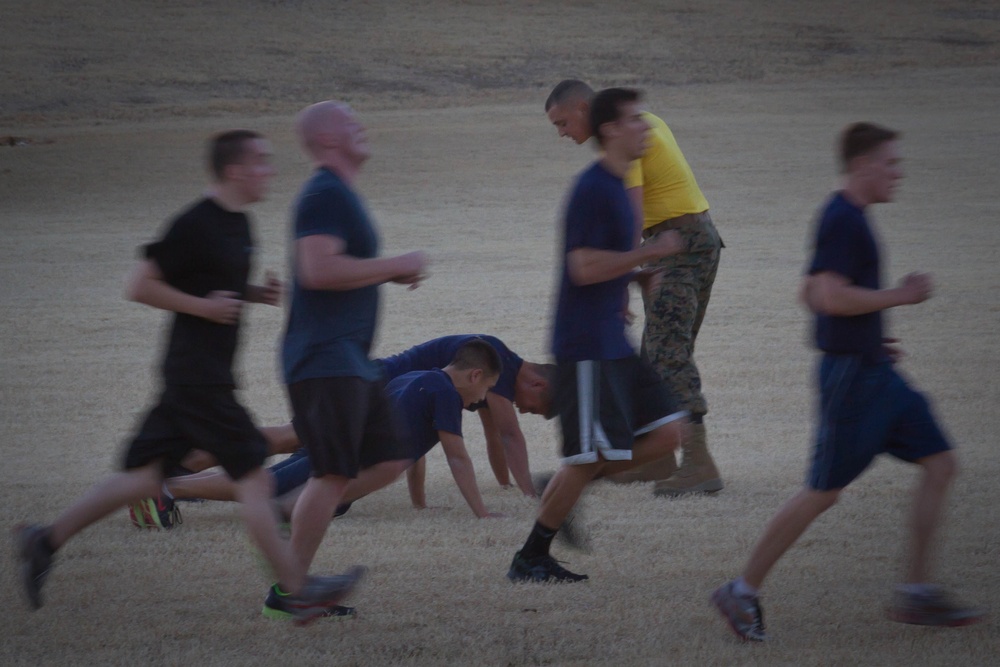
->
[468,368,483,384]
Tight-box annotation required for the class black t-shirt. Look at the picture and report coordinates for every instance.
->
[144,198,254,386]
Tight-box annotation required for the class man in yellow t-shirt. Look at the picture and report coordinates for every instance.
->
[544,79,723,497]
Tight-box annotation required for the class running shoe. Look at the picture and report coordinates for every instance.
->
[128,493,182,530]
[712,581,767,642]
[14,524,54,610]
[887,587,984,627]
[507,550,588,583]
[281,567,366,627]
[262,584,356,620]
[711,580,766,642]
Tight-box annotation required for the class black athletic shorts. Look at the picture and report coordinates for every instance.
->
[287,376,409,479]
[123,385,268,481]
[554,356,687,465]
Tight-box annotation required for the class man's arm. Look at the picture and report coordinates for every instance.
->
[479,394,535,497]
[566,229,682,286]
[627,185,645,247]
[438,431,501,518]
[803,271,932,316]
[296,234,426,291]
[406,456,428,509]
[245,270,282,306]
[125,259,242,324]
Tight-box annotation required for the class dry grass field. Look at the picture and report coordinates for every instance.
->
[2,1,998,665]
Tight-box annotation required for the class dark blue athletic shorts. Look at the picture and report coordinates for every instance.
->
[808,355,951,491]
[123,385,268,481]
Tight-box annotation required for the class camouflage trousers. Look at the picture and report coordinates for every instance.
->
[640,213,722,416]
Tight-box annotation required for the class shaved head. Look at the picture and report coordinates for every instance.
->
[545,79,594,112]
[296,100,350,158]
[294,100,370,176]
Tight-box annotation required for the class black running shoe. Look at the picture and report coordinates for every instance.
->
[14,524,54,610]
[507,550,588,583]
[262,584,356,621]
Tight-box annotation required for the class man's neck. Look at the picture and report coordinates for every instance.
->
[318,155,360,186]
[840,180,872,210]
[598,152,631,178]
[207,185,247,213]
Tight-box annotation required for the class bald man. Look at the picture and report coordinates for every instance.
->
[279,102,427,601]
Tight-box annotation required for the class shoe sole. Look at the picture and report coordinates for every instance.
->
[654,479,724,497]
[292,566,367,627]
[887,608,985,627]
[263,604,357,621]
[507,568,589,584]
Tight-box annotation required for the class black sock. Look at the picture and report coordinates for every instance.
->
[41,529,57,555]
[520,521,557,560]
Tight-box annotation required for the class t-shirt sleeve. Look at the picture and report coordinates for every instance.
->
[431,386,463,437]
[809,214,861,281]
[564,183,606,251]
[623,158,643,189]
[144,215,197,286]
[295,185,355,241]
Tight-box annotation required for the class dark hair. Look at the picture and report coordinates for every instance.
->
[450,339,502,377]
[545,79,594,112]
[589,88,642,146]
[840,122,899,171]
[208,129,262,181]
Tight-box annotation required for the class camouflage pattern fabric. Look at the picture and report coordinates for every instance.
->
[641,215,722,416]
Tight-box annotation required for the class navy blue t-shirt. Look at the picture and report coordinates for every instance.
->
[283,168,382,383]
[552,162,635,362]
[807,191,885,362]
[145,198,253,387]
[385,369,464,460]
[379,335,520,407]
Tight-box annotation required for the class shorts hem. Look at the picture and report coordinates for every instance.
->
[634,410,689,436]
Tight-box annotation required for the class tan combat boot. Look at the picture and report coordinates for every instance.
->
[653,422,723,496]
[606,452,678,484]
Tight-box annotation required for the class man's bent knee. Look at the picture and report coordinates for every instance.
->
[919,450,957,484]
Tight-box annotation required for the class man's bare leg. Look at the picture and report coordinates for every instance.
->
[290,475,349,571]
[905,451,956,583]
[48,464,163,548]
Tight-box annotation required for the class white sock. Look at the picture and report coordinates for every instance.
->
[732,577,758,598]
[161,483,174,500]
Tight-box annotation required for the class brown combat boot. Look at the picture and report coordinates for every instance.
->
[605,452,678,484]
[653,422,722,497]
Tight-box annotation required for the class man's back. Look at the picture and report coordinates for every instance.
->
[625,111,709,228]
[385,369,464,459]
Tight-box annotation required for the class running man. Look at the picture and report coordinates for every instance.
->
[545,80,723,495]
[711,122,984,641]
[14,130,361,624]
[507,88,687,583]
[277,101,425,609]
